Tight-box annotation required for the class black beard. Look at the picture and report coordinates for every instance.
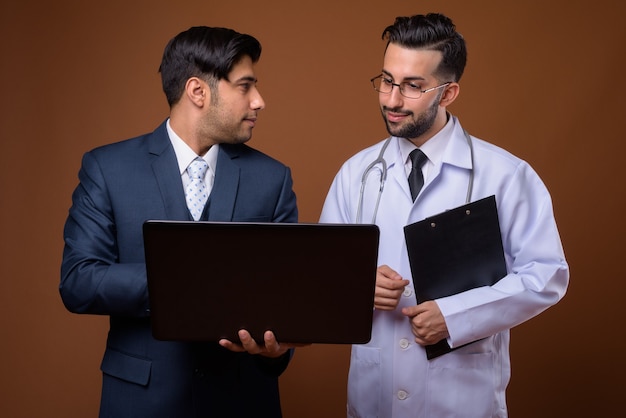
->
[382,94,440,139]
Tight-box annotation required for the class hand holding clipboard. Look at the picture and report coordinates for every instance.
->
[404,195,507,359]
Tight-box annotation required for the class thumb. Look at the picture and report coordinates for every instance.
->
[401,305,420,318]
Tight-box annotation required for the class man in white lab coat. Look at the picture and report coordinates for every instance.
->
[319,13,569,418]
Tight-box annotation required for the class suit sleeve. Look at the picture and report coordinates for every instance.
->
[59,151,150,317]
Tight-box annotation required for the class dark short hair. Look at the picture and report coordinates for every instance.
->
[382,13,467,82]
[159,26,262,106]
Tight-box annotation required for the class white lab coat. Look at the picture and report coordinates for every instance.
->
[319,115,569,418]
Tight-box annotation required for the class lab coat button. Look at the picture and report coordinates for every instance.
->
[399,338,409,349]
[403,287,413,297]
[397,390,408,400]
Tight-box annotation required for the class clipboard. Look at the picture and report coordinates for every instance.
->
[403,195,507,359]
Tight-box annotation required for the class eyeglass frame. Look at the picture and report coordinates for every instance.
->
[370,75,451,99]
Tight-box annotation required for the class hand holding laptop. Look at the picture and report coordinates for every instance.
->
[219,329,311,358]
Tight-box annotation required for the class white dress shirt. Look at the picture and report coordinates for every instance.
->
[166,119,218,196]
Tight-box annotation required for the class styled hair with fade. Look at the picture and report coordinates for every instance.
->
[382,13,467,82]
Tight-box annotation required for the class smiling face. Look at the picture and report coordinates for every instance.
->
[378,43,454,146]
[201,55,265,146]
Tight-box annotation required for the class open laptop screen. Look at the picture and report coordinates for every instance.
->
[143,221,379,344]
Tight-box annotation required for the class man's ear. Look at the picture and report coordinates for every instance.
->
[184,77,209,107]
[439,82,460,108]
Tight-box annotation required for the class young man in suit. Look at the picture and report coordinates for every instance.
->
[60,26,299,418]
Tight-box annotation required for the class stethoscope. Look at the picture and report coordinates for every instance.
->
[356,130,475,223]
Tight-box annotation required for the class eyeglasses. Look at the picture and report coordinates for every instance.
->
[370,75,451,99]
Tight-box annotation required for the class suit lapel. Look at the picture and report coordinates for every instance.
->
[147,122,192,221]
[207,145,240,221]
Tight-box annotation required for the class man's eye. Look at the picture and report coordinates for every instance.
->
[404,82,421,91]
[382,78,393,85]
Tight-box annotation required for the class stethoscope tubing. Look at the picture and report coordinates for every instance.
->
[356,130,475,224]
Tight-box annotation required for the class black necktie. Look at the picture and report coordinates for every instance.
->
[408,149,428,201]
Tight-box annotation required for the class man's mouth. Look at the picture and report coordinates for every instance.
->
[385,110,410,123]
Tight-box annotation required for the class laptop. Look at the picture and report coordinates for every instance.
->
[143,221,379,345]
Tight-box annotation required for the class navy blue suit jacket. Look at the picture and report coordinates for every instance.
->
[60,121,298,418]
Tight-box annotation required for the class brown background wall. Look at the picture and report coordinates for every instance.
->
[1,0,624,416]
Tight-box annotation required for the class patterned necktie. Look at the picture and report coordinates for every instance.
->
[185,157,209,221]
[408,149,428,201]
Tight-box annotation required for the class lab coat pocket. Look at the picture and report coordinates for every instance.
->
[426,350,496,418]
[347,346,381,418]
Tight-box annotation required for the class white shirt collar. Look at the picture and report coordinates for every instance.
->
[166,119,218,176]
[398,114,455,177]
